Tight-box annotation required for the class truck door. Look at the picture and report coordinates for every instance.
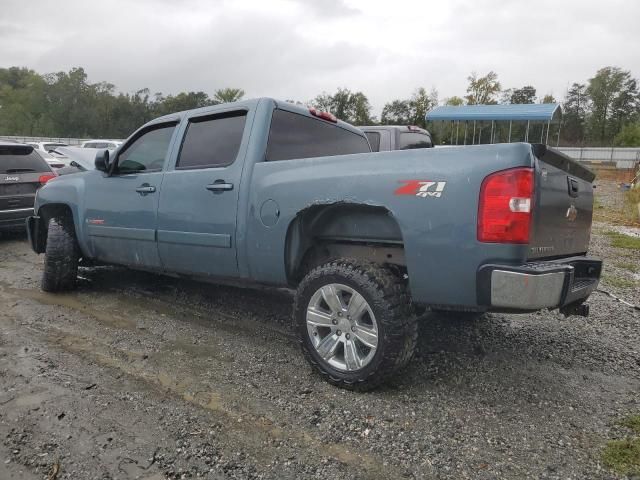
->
[156,109,250,278]
[84,122,178,268]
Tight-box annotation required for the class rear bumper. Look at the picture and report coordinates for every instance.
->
[0,207,34,231]
[477,256,602,312]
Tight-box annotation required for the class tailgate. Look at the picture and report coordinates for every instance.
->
[0,177,39,211]
[528,145,595,260]
[0,145,52,212]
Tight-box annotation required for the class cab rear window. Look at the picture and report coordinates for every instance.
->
[266,109,371,161]
[0,146,51,174]
[364,132,381,152]
[398,132,433,150]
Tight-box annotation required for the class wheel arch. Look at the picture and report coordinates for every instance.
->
[284,202,406,285]
[33,203,80,254]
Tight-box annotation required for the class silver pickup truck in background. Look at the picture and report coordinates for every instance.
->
[358,125,433,151]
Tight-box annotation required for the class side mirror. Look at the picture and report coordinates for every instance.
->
[94,149,110,172]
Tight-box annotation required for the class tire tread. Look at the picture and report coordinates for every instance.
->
[294,259,417,391]
[41,216,79,292]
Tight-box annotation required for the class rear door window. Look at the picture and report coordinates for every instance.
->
[398,132,433,149]
[266,109,371,161]
[364,132,381,152]
[177,111,247,169]
[0,146,51,173]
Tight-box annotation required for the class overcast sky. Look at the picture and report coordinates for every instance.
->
[2,0,639,115]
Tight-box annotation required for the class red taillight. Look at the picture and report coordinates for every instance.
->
[39,174,57,185]
[309,107,337,123]
[477,167,534,244]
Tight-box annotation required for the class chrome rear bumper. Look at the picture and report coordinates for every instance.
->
[477,257,602,313]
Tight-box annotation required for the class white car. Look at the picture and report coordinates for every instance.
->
[27,141,68,153]
[27,143,70,169]
[81,139,123,149]
[34,149,68,169]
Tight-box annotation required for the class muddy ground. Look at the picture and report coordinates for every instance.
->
[1,194,639,479]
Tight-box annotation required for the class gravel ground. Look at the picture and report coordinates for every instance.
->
[0,211,639,479]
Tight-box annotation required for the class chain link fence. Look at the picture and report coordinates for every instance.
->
[0,135,123,146]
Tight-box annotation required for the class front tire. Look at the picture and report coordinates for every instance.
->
[41,217,79,292]
[294,259,417,391]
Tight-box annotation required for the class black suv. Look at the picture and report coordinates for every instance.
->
[0,142,56,232]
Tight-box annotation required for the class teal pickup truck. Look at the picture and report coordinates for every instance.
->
[26,98,601,390]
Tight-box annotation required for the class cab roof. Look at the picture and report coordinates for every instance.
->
[151,97,366,138]
[358,125,430,134]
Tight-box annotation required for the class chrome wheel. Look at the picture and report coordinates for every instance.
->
[306,283,378,372]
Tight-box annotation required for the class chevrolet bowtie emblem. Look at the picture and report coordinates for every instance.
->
[566,204,578,222]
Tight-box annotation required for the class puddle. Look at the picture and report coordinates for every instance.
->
[45,330,394,477]
[0,281,136,330]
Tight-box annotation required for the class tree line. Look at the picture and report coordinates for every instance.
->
[0,65,638,146]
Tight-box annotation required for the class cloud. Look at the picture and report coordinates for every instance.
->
[288,0,361,18]
[0,0,638,115]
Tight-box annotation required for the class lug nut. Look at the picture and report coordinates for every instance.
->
[313,331,317,336]
[336,330,342,336]
[338,312,342,317]
[351,326,356,332]
[345,333,350,340]
[332,319,338,325]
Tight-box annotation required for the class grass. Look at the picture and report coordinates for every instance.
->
[625,188,640,221]
[593,184,640,226]
[621,415,640,435]
[602,274,638,289]
[622,188,640,224]
[593,196,604,210]
[602,415,640,476]
[615,261,640,273]
[604,230,640,250]
[602,438,640,476]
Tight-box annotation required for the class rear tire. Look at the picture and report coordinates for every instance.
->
[294,259,417,391]
[41,216,79,292]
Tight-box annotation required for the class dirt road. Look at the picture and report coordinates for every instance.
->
[1,227,639,479]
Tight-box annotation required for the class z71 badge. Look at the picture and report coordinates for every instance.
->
[394,180,447,198]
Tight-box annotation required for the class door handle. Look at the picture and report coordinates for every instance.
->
[135,184,156,195]
[567,178,579,198]
[206,181,234,192]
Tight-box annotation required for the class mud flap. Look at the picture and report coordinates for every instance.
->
[25,216,44,254]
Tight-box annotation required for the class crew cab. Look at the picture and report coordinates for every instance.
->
[26,98,601,390]
[359,125,433,151]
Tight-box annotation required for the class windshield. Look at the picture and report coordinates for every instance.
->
[55,147,97,170]
[36,150,55,159]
